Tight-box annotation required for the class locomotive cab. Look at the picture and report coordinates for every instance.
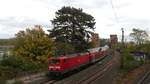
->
[48,57,64,70]
[48,57,67,76]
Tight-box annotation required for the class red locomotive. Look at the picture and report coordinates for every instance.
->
[48,45,109,77]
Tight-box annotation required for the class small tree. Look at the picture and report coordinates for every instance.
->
[99,38,109,46]
[14,25,54,63]
[130,28,148,45]
[48,6,96,52]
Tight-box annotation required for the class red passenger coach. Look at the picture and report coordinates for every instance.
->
[48,45,109,77]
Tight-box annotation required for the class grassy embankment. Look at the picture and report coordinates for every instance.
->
[114,48,146,84]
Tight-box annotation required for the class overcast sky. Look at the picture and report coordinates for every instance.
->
[0,0,150,41]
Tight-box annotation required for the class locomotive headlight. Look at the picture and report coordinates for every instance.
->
[49,66,61,70]
[55,66,61,69]
[49,66,54,69]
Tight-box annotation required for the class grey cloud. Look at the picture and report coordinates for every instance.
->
[34,0,109,9]
[118,17,150,28]
[70,0,108,9]
[108,15,150,29]
[0,16,51,30]
[0,16,52,39]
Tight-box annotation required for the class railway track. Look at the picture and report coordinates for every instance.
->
[137,71,150,84]
[77,60,113,84]
[40,79,57,84]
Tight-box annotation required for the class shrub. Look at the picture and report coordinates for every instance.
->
[121,48,144,71]
[12,80,23,84]
[0,55,47,80]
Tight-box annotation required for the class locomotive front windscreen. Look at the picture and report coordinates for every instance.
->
[49,59,60,64]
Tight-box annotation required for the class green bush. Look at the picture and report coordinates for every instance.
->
[121,48,144,71]
[0,56,24,80]
[0,55,47,80]
[12,80,23,84]
[22,62,46,72]
[1,56,24,70]
[0,79,6,84]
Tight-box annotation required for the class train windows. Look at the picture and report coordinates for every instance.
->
[64,59,68,64]
[99,48,102,52]
[49,59,60,64]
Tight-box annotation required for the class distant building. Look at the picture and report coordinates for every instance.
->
[91,33,100,47]
[110,35,118,44]
[110,35,118,47]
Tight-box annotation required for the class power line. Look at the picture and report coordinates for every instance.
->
[109,0,120,27]
[109,0,125,43]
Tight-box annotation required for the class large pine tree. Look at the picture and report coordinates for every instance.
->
[48,6,96,52]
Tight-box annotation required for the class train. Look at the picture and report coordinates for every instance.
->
[48,45,109,77]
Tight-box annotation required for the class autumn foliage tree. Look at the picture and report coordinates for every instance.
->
[130,28,148,45]
[129,28,150,58]
[14,25,54,63]
[48,6,96,52]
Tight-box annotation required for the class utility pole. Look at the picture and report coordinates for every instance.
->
[120,28,125,68]
[121,28,124,48]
